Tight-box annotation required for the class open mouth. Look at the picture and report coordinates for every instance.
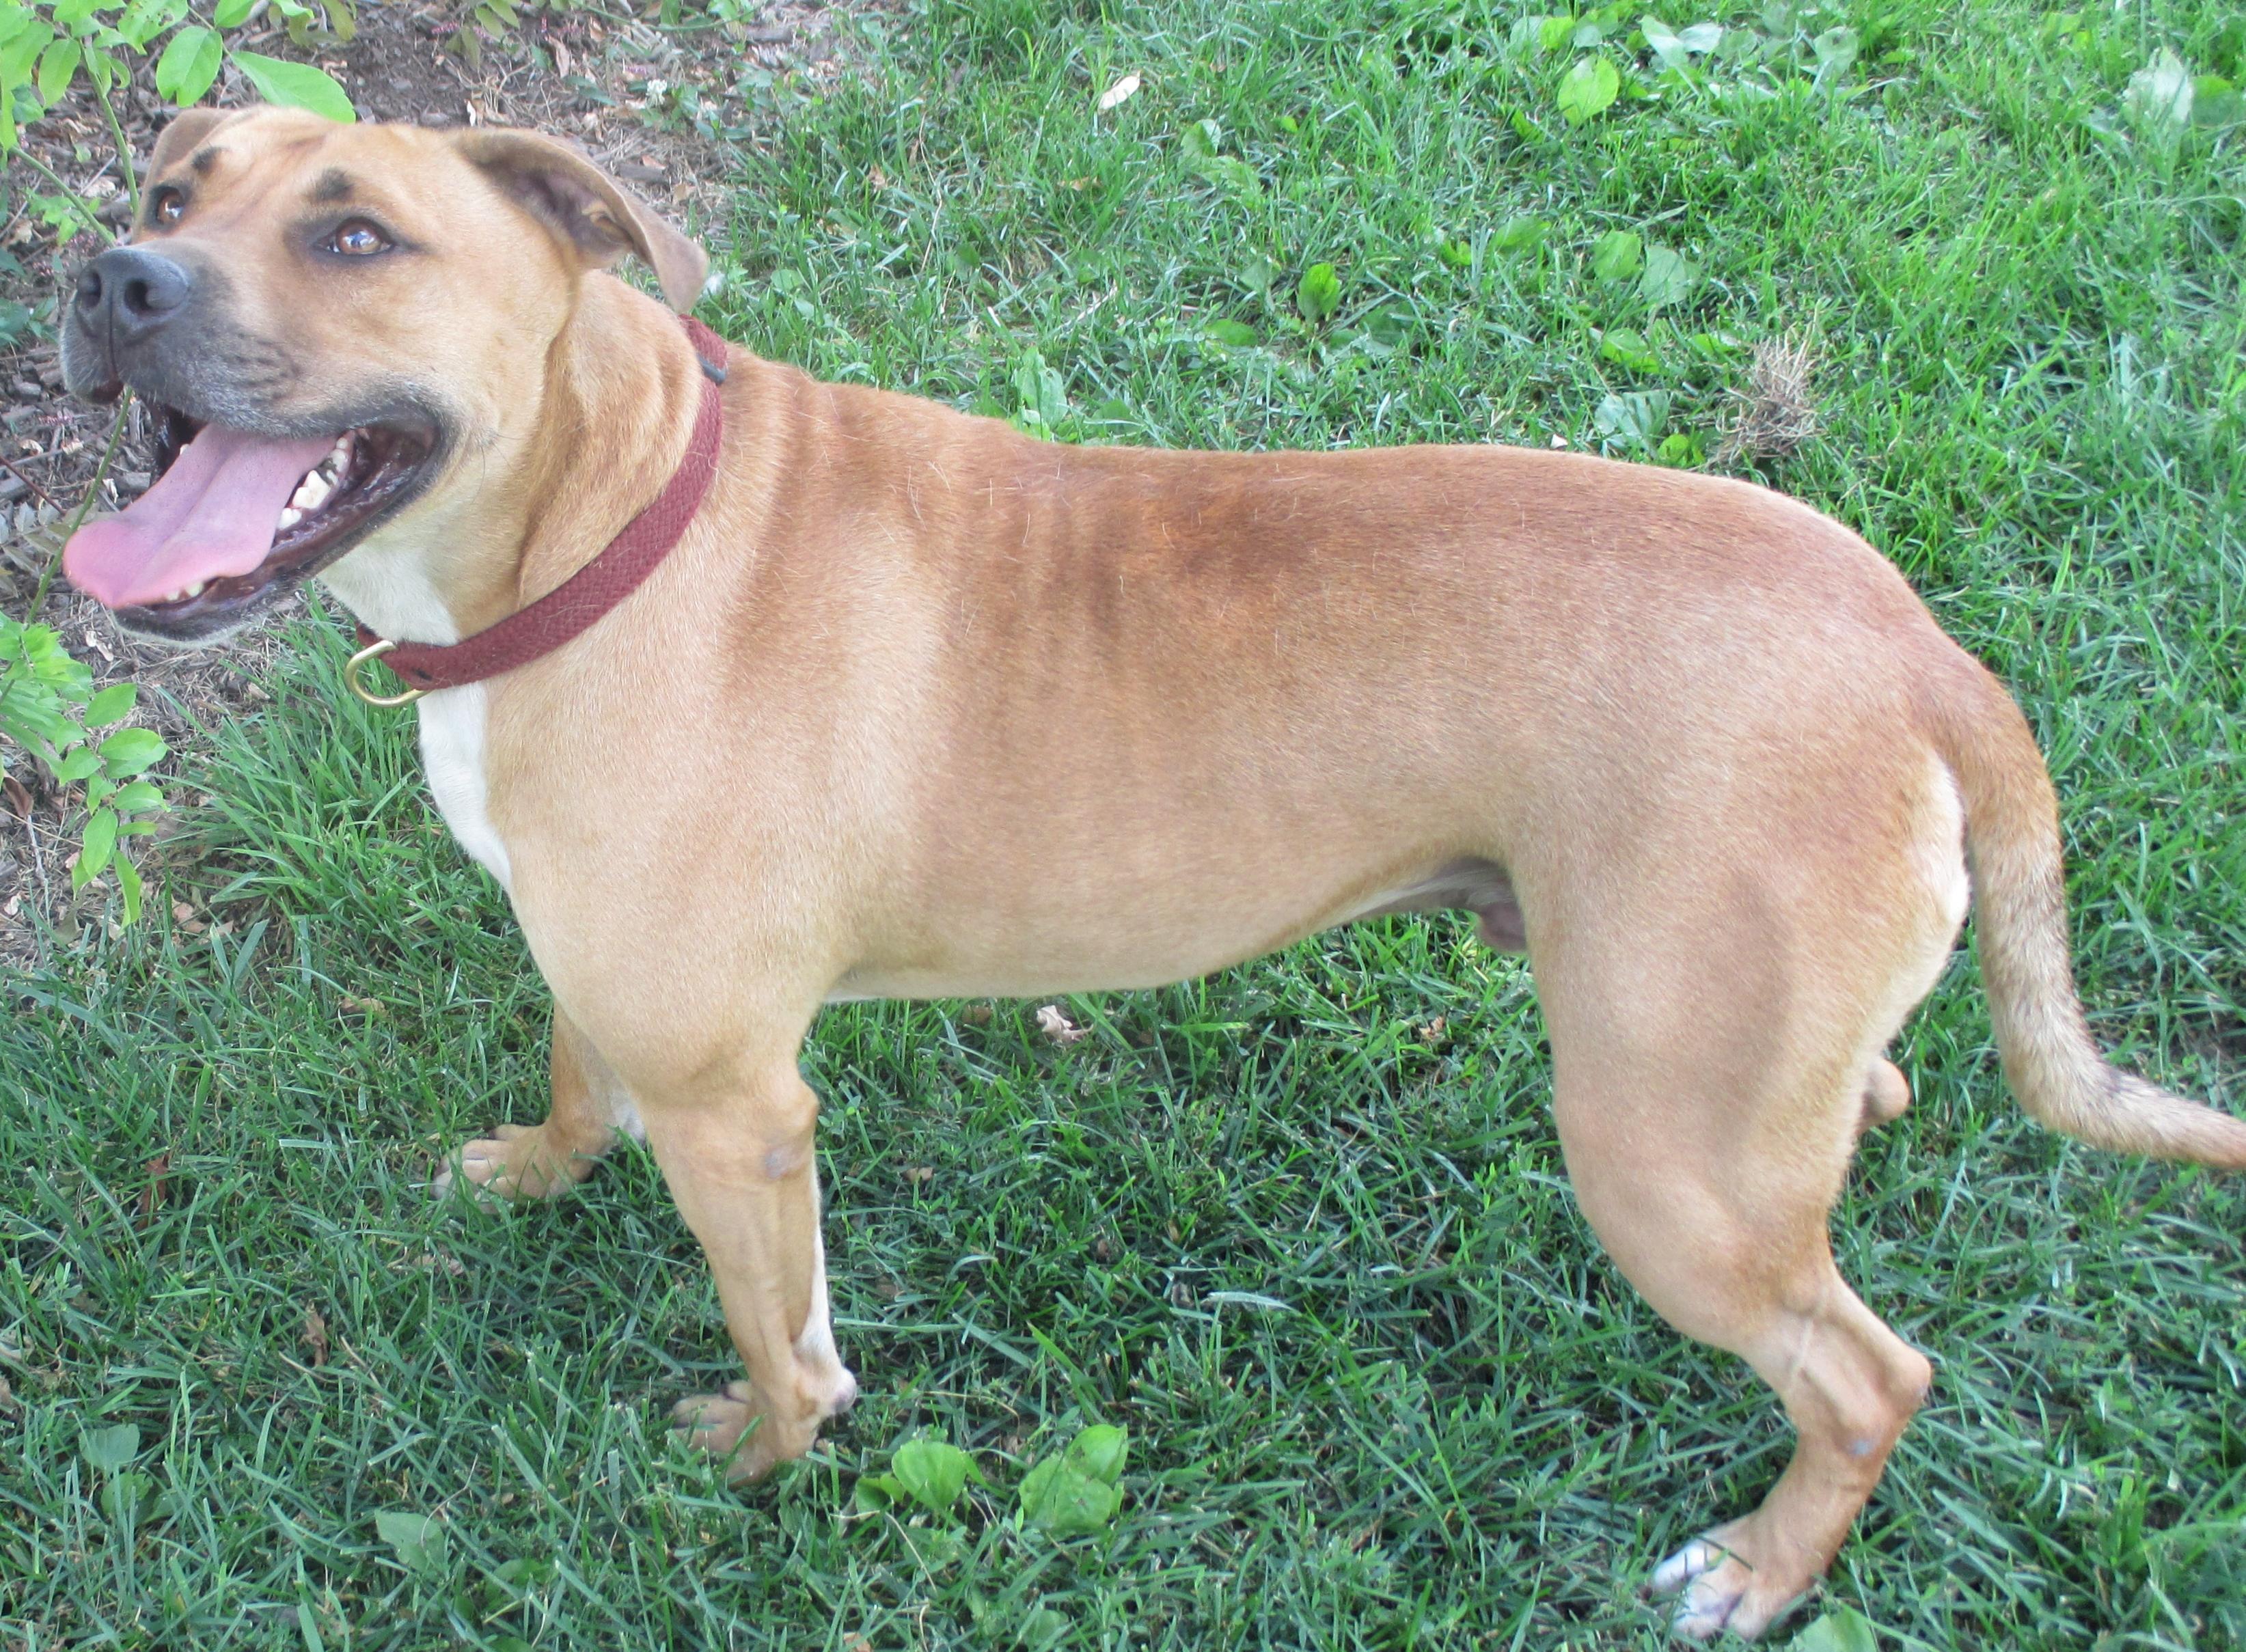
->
[62,403,435,632]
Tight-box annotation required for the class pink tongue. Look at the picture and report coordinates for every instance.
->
[64,424,335,609]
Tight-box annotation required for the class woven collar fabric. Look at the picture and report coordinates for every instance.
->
[353,313,728,695]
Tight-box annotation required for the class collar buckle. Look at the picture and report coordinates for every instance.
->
[345,636,426,707]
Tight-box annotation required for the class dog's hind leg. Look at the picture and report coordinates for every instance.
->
[1546,1010,1936,1640]
[1524,775,1964,1638]
[437,1007,628,1202]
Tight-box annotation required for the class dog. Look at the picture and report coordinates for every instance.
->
[59,107,2245,1640]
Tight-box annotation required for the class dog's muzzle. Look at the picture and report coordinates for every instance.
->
[72,245,195,355]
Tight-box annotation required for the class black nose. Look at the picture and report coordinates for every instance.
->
[73,245,194,344]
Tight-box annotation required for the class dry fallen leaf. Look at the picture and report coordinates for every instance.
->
[301,1305,329,1368]
[340,996,386,1018]
[137,1154,169,1224]
[392,1251,467,1277]
[904,1166,935,1186]
[1097,71,1141,111]
[1036,1004,1089,1045]
[960,1004,993,1026]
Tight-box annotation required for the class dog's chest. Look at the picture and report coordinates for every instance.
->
[417,687,513,891]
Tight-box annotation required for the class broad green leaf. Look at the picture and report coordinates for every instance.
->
[1787,1608,1878,1652]
[1594,389,1671,446]
[1600,326,1662,372]
[1590,229,1643,282]
[1556,55,1620,125]
[2192,74,2243,127]
[1492,215,1547,253]
[111,779,163,813]
[1202,318,1258,348]
[374,1509,448,1573]
[1179,117,1220,158]
[83,681,134,724]
[98,725,165,776]
[115,852,142,922]
[1677,20,1722,52]
[1641,16,1687,71]
[100,1468,154,1520]
[1638,243,1698,309]
[889,1436,976,1515]
[55,746,101,782]
[1192,153,1261,196]
[36,36,77,103]
[853,1472,902,1513]
[1067,1424,1127,1485]
[1019,1453,1122,1535]
[2124,46,2191,131]
[1296,261,1341,323]
[1810,25,1858,81]
[81,1422,140,1471]
[213,0,253,23]
[230,49,354,122]
[154,25,220,104]
[74,806,118,884]
[0,20,55,85]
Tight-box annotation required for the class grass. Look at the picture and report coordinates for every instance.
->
[4,0,2244,1645]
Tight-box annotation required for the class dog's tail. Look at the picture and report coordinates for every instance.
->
[1927,665,2246,1170]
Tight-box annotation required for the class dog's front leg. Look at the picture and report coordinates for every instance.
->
[438,1008,627,1202]
[649,1048,858,1482]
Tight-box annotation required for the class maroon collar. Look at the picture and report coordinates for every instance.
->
[344,314,728,705]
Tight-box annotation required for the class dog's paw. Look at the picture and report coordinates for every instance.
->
[1649,1529,1807,1642]
[433,1123,594,1206]
[670,1382,784,1483]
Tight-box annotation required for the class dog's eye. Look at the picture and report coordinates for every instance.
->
[329,219,392,257]
[148,187,186,228]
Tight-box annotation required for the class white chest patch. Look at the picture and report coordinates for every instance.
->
[417,685,512,891]
[319,545,512,894]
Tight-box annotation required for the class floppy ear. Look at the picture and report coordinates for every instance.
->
[140,106,233,196]
[452,128,709,312]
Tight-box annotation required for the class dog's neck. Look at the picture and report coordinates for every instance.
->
[320,275,708,647]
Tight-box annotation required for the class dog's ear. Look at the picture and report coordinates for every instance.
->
[453,128,709,312]
[141,107,233,195]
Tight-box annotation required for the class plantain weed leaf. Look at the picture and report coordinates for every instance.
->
[890,1436,978,1517]
[1788,1608,1879,1652]
[374,1510,448,1573]
[81,1422,141,1472]
[1556,55,1620,124]
[1590,229,1643,283]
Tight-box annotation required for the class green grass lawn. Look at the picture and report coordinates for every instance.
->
[5,0,2245,1645]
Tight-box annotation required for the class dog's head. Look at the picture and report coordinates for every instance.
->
[59,107,706,644]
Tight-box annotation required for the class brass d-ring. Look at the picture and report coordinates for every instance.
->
[344,637,425,707]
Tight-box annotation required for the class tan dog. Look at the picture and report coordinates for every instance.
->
[60,108,2246,1640]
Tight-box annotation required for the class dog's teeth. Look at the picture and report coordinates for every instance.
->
[184,580,205,598]
[291,471,331,512]
[278,506,303,531]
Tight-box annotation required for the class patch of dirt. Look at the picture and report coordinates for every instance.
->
[0,0,887,966]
